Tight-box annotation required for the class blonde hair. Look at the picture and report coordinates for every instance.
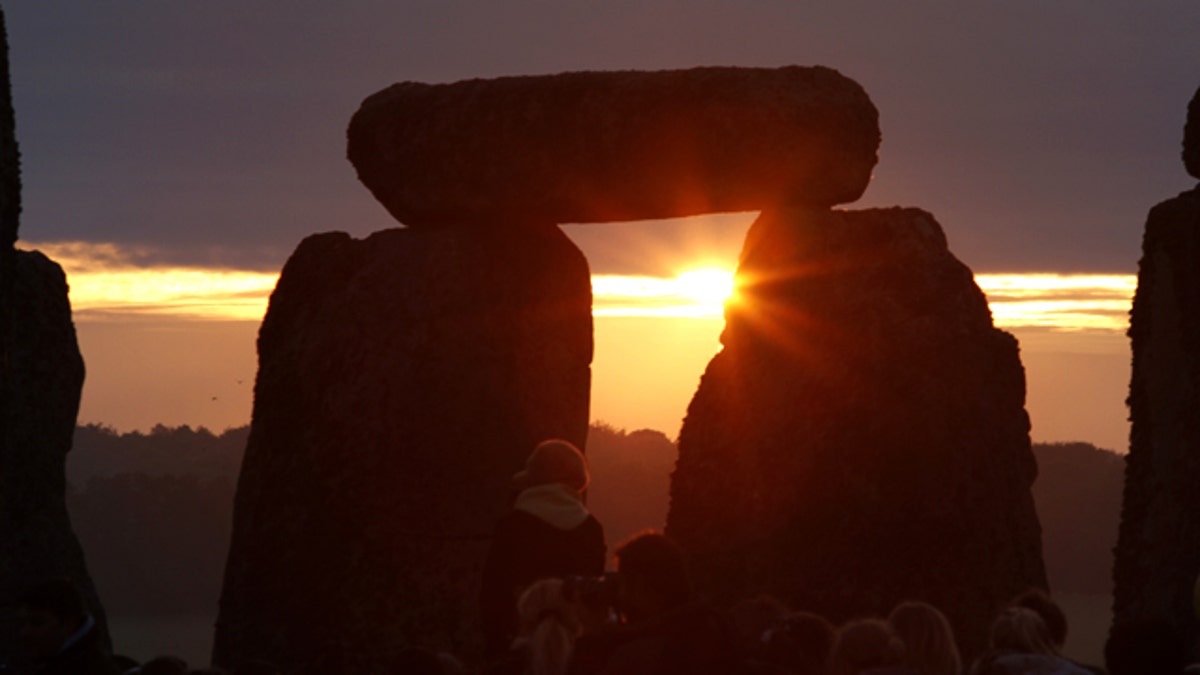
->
[888,601,961,675]
[516,578,582,675]
[828,618,906,675]
[988,606,1057,656]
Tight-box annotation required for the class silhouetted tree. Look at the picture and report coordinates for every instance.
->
[585,422,677,558]
[61,424,1121,620]
[69,423,248,483]
[65,423,246,616]
[1031,442,1124,596]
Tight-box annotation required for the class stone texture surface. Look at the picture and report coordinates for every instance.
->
[348,66,879,227]
[0,251,104,664]
[0,6,18,254]
[1185,85,1199,180]
[1113,185,1200,659]
[0,5,106,664]
[666,207,1046,660]
[213,225,593,673]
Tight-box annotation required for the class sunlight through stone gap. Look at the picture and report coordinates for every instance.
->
[26,242,1136,330]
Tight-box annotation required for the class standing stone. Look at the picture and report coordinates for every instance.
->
[0,6,17,255]
[667,207,1046,660]
[0,6,106,665]
[1112,84,1200,661]
[213,225,592,673]
[0,252,99,666]
[348,65,880,227]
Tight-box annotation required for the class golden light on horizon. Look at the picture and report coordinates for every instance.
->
[25,241,1136,331]
[976,274,1136,332]
[20,241,277,322]
[592,267,736,318]
[68,267,278,321]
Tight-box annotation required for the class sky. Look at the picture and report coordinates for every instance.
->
[7,2,1200,453]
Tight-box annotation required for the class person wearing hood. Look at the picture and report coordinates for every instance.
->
[481,439,607,658]
[15,578,120,675]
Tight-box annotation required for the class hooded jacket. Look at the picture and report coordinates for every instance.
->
[480,482,606,657]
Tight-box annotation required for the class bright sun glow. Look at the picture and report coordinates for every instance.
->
[675,268,736,305]
[68,267,279,321]
[25,241,1137,331]
[592,268,736,318]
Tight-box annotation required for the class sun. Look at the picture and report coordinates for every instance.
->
[674,268,736,307]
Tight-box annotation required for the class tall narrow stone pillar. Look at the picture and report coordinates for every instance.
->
[1112,84,1200,663]
[213,225,592,672]
[0,7,107,666]
[668,207,1046,660]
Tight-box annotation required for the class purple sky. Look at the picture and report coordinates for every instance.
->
[7,2,1199,275]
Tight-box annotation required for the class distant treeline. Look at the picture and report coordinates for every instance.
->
[69,423,248,484]
[584,422,677,561]
[67,424,248,616]
[1031,441,1125,596]
[65,424,1123,618]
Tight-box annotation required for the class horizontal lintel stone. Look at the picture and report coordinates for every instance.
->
[347,65,880,227]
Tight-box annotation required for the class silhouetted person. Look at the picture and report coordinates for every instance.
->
[16,578,119,675]
[1009,589,1104,675]
[728,595,790,664]
[481,440,606,656]
[827,618,911,675]
[888,601,961,675]
[971,607,1091,675]
[568,531,743,675]
[760,611,835,675]
[1009,591,1067,654]
[485,578,586,675]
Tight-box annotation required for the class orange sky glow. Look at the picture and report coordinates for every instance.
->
[38,240,1136,333]
[23,240,1136,452]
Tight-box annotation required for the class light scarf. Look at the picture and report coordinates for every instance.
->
[513,482,591,530]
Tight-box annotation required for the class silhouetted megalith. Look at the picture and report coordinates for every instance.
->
[0,5,107,664]
[0,6,17,254]
[0,250,107,663]
[667,207,1045,660]
[1184,85,1199,180]
[213,225,593,672]
[348,66,879,227]
[1112,83,1200,661]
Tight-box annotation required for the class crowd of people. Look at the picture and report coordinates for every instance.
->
[475,529,1122,675]
[10,577,281,675]
[471,439,1129,675]
[7,438,1196,675]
